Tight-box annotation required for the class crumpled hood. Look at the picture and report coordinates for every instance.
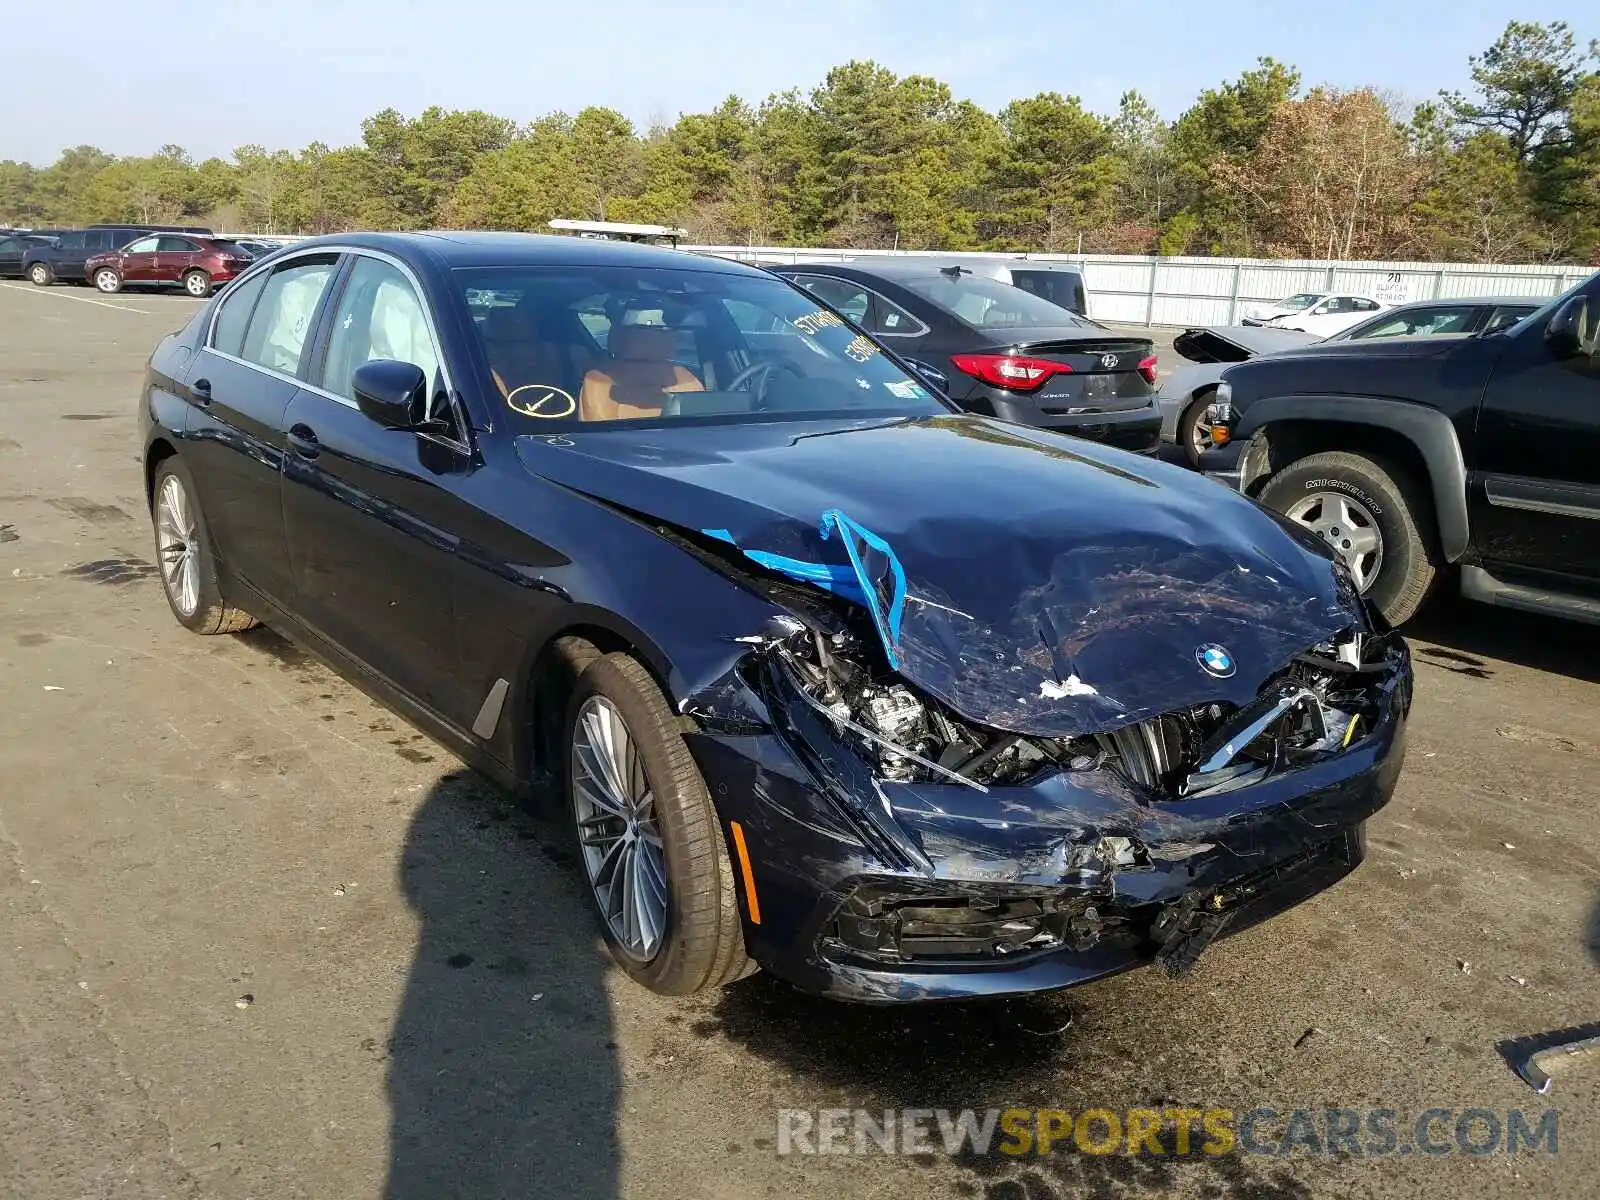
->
[516,416,1359,737]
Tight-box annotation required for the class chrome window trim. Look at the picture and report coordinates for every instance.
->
[790,272,930,338]
[204,244,473,456]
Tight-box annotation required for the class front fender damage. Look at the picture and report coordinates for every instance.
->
[673,553,1408,985]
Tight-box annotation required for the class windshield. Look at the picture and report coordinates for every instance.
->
[456,265,948,429]
[1277,293,1321,311]
[896,271,1097,330]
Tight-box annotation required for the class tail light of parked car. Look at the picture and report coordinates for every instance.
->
[950,353,1072,392]
[1138,354,1159,384]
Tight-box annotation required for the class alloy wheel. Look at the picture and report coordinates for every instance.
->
[95,270,118,293]
[570,695,668,962]
[155,474,200,617]
[1284,489,1384,592]
[28,264,48,285]
[185,272,209,297]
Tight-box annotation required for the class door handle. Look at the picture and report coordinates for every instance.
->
[287,423,320,459]
[190,377,212,407]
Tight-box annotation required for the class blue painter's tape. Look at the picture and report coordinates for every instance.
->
[819,509,907,669]
[741,550,867,603]
[701,528,736,543]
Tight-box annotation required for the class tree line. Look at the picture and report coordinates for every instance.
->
[2,20,1596,265]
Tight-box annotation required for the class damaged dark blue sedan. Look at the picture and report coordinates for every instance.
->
[138,232,1412,1003]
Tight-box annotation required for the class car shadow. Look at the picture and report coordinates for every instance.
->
[1405,590,1600,685]
[703,976,1317,1199]
[384,771,620,1199]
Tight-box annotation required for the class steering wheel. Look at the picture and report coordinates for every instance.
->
[725,359,802,409]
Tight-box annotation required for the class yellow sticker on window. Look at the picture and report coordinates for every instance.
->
[792,309,845,336]
[506,384,576,419]
[844,334,878,363]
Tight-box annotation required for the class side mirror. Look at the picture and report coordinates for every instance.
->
[352,360,427,429]
[904,358,949,394]
[1545,296,1589,359]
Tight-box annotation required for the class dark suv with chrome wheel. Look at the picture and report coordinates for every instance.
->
[1203,271,1600,628]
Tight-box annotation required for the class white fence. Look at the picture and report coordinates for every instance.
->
[686,245,1590,327]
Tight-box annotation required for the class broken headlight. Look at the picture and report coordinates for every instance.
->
[770,630,1084,790]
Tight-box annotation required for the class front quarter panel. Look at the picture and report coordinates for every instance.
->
[141,313,205,473]
[448,432,806,778]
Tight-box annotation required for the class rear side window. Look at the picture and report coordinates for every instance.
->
[210,271,270,358]
[158,236,199,252]
[240,258,338,376]
[793,275,924,336]
[1011,270,1087,315]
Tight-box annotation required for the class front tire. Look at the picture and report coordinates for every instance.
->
[93,268,122,294]
[1176,387,1218,467]
[27,262,52,286]
[1258,449,1441,626]
[566,652,752,995]
[150,458,258,635]
[182,269,212,298]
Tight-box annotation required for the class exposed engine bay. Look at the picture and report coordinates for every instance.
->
[766,614,1403,801]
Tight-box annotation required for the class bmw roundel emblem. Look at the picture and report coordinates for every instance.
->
[1196,644,1236,678]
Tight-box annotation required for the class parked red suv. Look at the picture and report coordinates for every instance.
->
[84,234,251,298]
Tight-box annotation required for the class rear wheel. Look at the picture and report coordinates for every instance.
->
[1258,449,1441,626]
[93,268,122,294]
[566,652,752,995]
[27,262,52,287]
[150,457,257,635]
[181,269,212,298]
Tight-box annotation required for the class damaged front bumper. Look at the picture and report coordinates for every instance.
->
[682,638,1411,1004]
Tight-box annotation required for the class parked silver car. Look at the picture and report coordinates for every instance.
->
[1159,295,1544,465]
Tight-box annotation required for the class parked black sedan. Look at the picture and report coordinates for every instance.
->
[774,261,1161,452]
[138,232,1410,1003]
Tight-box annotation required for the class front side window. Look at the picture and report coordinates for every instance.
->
[322,256,443,410]
[240,258,337,376]
[123,236,159,255]
[54,232,85,250]
[1348,306,1474,339]
[457,265,947,428]
[897,272,1092,330]
[1483,305,1537,334]
[210,270,270,358]
[1278,293,1321,311]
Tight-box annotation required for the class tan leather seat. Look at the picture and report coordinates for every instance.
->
[482,304,575,402]
[579,324,702,421]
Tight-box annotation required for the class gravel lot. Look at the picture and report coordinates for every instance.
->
[1,282,1596,1200]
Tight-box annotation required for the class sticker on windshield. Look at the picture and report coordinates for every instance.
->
[792,309,845,336]
[884,379,927,399]
[506,383,576,419]
[844,334,879,363]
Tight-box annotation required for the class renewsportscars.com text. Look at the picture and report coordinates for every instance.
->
[776,1106,1560,1159]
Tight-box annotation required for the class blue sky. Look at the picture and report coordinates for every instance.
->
[5,0,1593,163]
